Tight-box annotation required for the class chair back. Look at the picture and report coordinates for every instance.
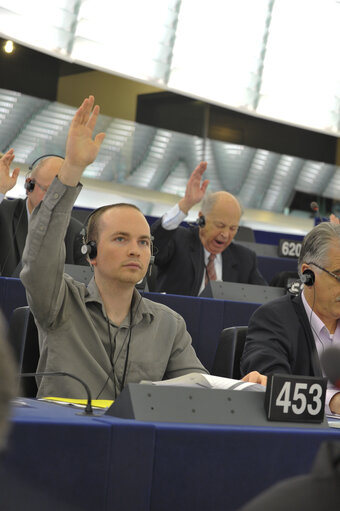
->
[211,326,248,380]
[8,306,39,397]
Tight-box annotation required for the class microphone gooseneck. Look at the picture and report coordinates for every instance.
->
[20,371,94,414]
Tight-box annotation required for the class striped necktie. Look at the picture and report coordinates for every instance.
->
[205,253,217,284]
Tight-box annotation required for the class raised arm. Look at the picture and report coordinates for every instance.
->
[21,96,105,327]
[178,161,209,214]
[0,149,20,195]
[59,95,105,186]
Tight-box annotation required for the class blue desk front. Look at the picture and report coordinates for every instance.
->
[1,399,339,511]
[0,278,259,372]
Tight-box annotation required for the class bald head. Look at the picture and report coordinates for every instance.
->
[199,191,242,254]
[201,191,242,218]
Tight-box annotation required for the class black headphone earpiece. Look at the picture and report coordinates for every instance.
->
[81,240,97,260]
[301,269,315,286]
[196,215,206,228]
[24,177,35,192]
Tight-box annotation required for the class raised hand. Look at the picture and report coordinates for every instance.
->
[0,149,20,195]
[330,214,340,225]
[59,96,106,186]
[178,161,209,214]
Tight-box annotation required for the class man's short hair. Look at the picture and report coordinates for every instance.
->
[86,203,142,242]
[298,222,340,276]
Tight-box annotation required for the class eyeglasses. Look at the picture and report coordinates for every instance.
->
[30,178,49,192]
[307,262,340,283]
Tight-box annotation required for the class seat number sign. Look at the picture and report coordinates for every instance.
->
[278,239,302,258]
[265,374,327,423]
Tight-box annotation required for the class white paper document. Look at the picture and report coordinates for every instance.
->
[142,372,265,392]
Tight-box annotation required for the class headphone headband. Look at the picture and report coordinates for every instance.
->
[28,154,64,171]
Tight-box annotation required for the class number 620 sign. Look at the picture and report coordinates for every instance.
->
[264,374,327,423]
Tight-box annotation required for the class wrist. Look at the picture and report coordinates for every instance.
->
[178,198,193,215]
[58,161,84,187]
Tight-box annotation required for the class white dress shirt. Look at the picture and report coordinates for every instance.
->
[162,204,222,294]
[301,291,340,414]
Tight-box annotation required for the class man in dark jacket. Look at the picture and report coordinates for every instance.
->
[0,149,86,276]
[151,162,266,296]
[241,221,340,414]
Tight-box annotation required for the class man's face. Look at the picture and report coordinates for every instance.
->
[27,158,63,212]
[198,195,241,255]
[92,207,152,286]
[304,241,340,327]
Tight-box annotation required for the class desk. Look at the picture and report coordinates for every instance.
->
[1,399,340,511]
[0,278,260,372]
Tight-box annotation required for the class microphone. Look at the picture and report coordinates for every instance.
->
[20,371,96,415]
[320,347,340,388]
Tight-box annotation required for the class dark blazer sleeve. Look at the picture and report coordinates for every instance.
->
[151,219,204,296]
[240,294,319,378]
[64,216,88,266]
[222,243,267,285]
[0,198,27,276]
[151,217,179,267]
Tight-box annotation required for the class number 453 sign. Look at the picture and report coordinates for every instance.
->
[265,374,327,423]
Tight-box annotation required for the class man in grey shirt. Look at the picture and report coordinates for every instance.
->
[20,95,208,400]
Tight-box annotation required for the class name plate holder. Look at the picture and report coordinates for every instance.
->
[105,382,328,428]
[265,373,327,424]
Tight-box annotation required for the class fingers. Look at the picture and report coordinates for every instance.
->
[201,179,209,194]
[191,161,207,178]
[94,132,106,148]
[73,95,95,126]
[242,371,267,387]
[12,167,20,180]
[1,148,15,165]
[87,104,100,132]
[330,213,340,225]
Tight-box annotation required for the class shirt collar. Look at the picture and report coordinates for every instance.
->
[301,290,337,337]
[203,247,222,265]
[84,277,154,325]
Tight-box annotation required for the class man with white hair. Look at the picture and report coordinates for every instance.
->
[241,221,340,413]
[151,162,266,296]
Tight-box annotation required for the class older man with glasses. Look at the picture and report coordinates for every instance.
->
[0,150,87,276]
[241,221,340,414]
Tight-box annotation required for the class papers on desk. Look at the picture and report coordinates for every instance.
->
[142,373,265,392]
[326,413,340,429]
[39,397,113,410]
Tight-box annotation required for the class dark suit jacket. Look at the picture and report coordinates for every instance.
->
[151,219,266,296]
[0,198,87,276]
[240,292,322,378]
[240,441,340,511]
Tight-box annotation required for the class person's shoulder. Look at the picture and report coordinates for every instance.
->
[253,292,297,317]
[0,197,24,212]
[228,241,256,257]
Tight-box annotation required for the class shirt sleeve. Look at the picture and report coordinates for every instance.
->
[161,203,187,230]
[20,177,82,328]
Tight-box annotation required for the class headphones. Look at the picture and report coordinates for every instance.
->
[24,178,36,192]
[301,269,315,286]
[196,215,206,228]
[80,206,155,271]
[25,154,64,192]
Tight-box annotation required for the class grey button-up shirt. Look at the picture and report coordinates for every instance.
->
[21,178,207,399]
